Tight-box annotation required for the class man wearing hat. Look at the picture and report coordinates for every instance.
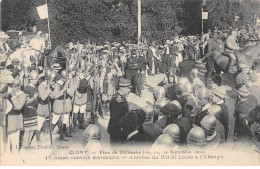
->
[107,78,131,144]
[50,74,73,141]
[147,42,156,75]
[142,105,162,142]
[225,30,241,73]
[22,70,39,146]
[200,114,222,149]
[211,86,229,141]
[0,32,12,66]
[126,50,141,97]
[235,63,251,89]
[233,85,256,143]
[36,71,55,143]
[51,63,62,74]
[29,31,45,62]
[72,70,93,131]
[0,82,13,154]
[8,79,26,154]
[176,52,195,81]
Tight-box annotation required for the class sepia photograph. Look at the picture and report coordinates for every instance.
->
[0,0,260,166]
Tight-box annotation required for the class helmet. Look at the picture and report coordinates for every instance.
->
[191,68,199,79]
[171,100,181,111]
[163,124,181,142]
[12,78,21,88]
[154,86,166,99]
[183,82,193,93]
[187,126,206,147]
[82,125,101,142]
[0,82,8,93]
[155,98,170,109]
[200,114,217,132]
[197,87,210,100]
[208,105,222,118]
[28,70,38,80]
[61,70,68,79]
[143,105,154,120]
[153,134,175,147]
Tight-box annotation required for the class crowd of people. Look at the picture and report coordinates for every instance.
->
[0,25,259,157]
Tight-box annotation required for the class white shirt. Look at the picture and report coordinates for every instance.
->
[29,37,45,52]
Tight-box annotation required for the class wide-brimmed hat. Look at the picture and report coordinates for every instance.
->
[52,63,62,70]
[118,78,132,88]
[237,85,249,97]
[210,86,227,99]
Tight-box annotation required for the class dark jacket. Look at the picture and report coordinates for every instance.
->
[217,102,229,140]
[108,92,129,141]
[142,123,162,142]
[177,59,195,79]
[174,117,192,144]
[138,56,147,71]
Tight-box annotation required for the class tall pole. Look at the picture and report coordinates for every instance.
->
[201,7,204,35]
[201,6,204,55]
[46,0,52,49]
[138,0,141,45]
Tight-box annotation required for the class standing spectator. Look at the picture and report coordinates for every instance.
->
[107,79,131,144]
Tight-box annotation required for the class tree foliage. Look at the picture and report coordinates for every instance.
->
[1,0,259,47]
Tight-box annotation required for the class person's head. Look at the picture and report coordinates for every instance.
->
[237,85,249,100]
[167,68,176,84]
[154,86,166,100]
[163,124,180,143]
[152,134,178,150]
[118,78,132,97]
[82,125,101,147]
[211,87,226,104]
[11,78,21,90]
[37,31,43,38]
[0,82,8,98]
[143,105,154,124]
[51,63,62,74]
[187,127,206,148]
[191,68,199,80]
[239,64,250,74]
[200,115,217,136]
[183,104,193,119]
[197,87,210,107]
[28,70,38,86]
[211,75,222,89]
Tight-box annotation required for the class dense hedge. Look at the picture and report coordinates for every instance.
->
[1,0,259,47]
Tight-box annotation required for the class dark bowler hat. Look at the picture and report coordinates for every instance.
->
[118,78,132,88]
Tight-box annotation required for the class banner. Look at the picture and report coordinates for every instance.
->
[37,4,48,19]
[202,12,208,20]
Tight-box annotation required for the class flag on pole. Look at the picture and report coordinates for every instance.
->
[202,12,208,20]
[37,4,48,19]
